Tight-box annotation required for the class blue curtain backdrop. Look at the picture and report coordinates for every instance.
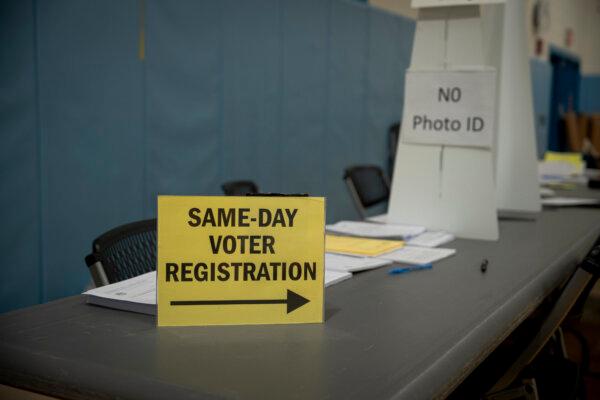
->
[0,0,415,312]
[580,75,600,113]
[530,59,553,159]
[3,0,583,313]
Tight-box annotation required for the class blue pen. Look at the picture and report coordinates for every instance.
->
[388,263,433,275]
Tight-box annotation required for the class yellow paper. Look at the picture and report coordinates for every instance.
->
[157,196,325,327]
[544,151,584,170]
[325,235,403,257]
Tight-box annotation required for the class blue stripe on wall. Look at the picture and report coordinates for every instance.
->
[580,74,600,113]
[0,0,415,312]
[325,0,369,222]
[365,9,414,166]
[0,0,41,312]
[145,0,222,215]
[36,0,145,301]
[530,58,552,159]
[221,0,281,192]
[280,0,330,196]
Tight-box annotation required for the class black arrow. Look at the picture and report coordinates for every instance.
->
[170,289,310,314]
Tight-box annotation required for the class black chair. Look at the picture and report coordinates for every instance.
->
[343,165,390,220]
[388,121,401,178]
[486,235,600,399]
[85,219,156,287]
[222,180,259,196]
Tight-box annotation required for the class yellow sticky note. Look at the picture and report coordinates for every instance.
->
[157,196,325,327]
[544,151,584,170]
[325,235,403,257]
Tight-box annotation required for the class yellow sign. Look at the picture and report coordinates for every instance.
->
[157,196,325,327]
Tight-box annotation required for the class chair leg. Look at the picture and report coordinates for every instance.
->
[485,378,540,400]
[344,178,367,220]
[85,254,110,287]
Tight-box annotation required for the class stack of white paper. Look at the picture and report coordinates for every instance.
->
[84,271,156,315]
[325,253,391,273]
[366,213,388,223]
[84,268,352,315]
[324,270,352,287]
[326,220,425,239]
[539,187,556,198]
[538,161,587,185]
[379,246,456,265]
[542,197,600,207]
[406,231,455,248]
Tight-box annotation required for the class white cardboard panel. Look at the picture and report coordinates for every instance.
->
[493,0,541,213]
[440,147,498,239]
[389,142,441,224]
[446,6,484,66]
[411,10,446,69]
[389,4,499,240]
[388,145,498,240]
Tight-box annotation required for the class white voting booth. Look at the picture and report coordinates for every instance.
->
[488,0,541,216]
[388,0,539,241]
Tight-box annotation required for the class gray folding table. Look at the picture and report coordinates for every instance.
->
[1,189,600,400]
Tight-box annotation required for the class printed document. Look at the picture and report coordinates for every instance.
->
[84,271,156,315]
[325,253,391,272]
[542,197,600,207]
[325,270,352,287]
[326,220,425,239]
[406,231,455,248]
[380,246,456,265]
[84,267,352,315]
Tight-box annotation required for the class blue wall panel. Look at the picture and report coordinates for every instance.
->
[530,58,552,159]
[1,0,416,311]
[36,0,144,300]
[580,75,600,113]
[145,0,222,214]
[0,1,41,312]
[366,9,414,167]
[221,0,281,192]
[325,1,369,222]
[280,0,330,197]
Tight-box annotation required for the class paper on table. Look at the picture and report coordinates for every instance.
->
[326,220,425,239]
[325,270,352,287]
[407,231,455,248]
[84,271,156,315]
[539,187,556,198]
[380,246,456,265]
[325,253,391,273]
[325,234,404,257]
[84,266,352,315]
[366,213,388,223]
[542,197,600,207]
[538,154,586,185]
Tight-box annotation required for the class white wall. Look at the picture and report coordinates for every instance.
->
[370,0,600,74]
[526,0,600,74]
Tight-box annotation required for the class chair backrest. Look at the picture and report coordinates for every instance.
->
[343,165,390,219]
[388,121,401,177]
[222,180,259,196]
[85,219,157,286]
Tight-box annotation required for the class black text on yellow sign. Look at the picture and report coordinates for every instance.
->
[157,196,325,326]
